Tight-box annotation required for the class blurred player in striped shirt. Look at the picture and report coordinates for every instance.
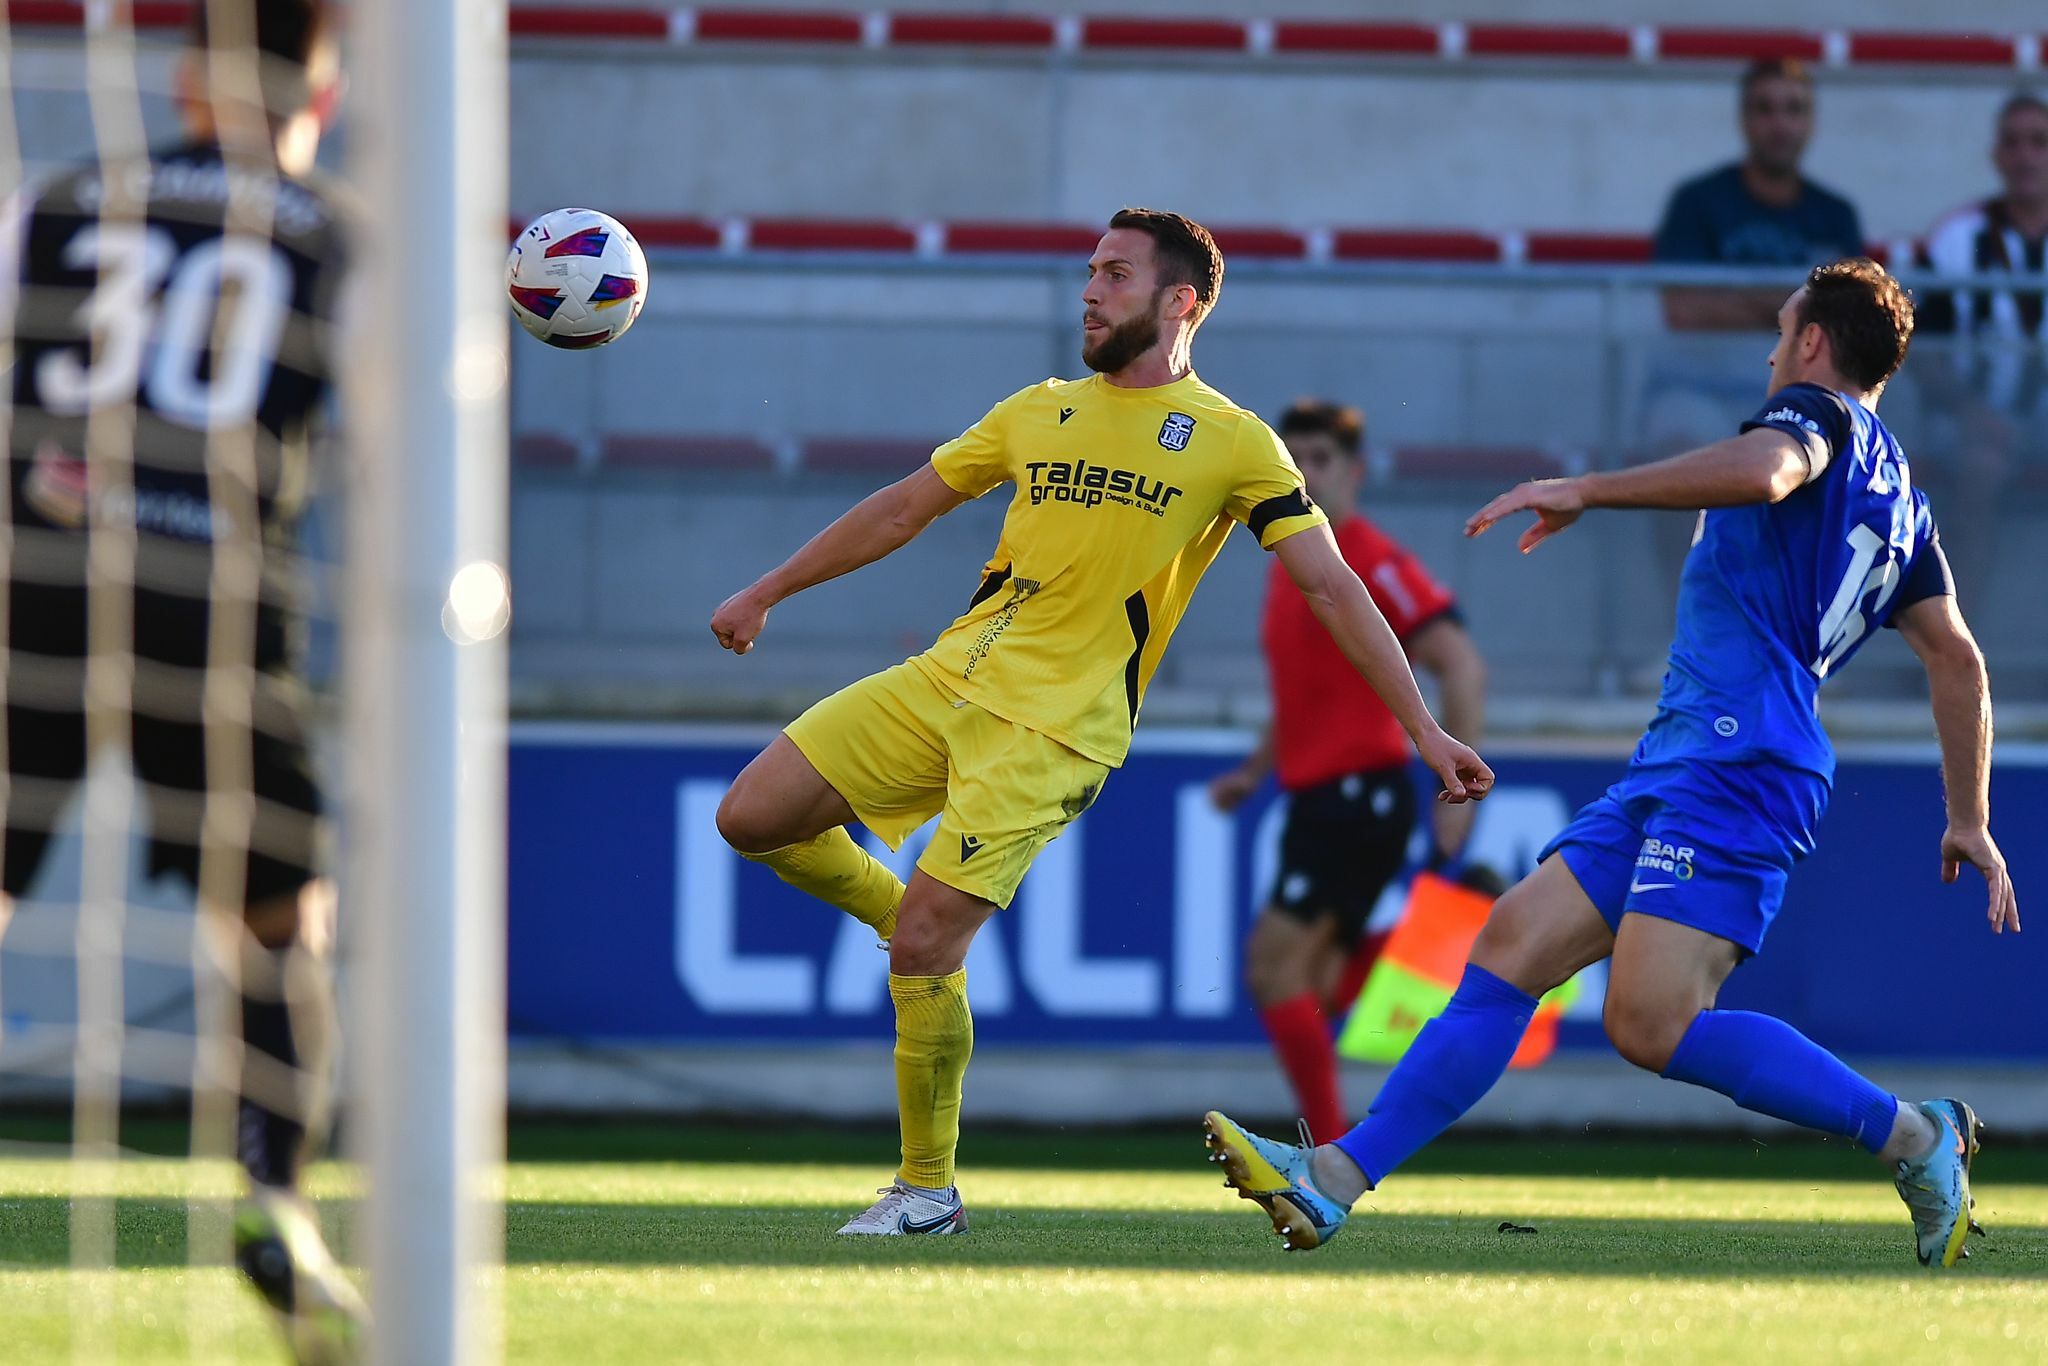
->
[1,3,361,1356]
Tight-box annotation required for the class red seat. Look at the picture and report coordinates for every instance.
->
[600,433,776,471]
[1386,444,1578,483]
[800,436,939,474]
[513,431,581,469]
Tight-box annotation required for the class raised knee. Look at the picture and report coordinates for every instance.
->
[1602,991,1689,1073]
[715,784,772,855]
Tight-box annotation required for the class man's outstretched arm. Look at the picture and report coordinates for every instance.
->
[711,464,972,654]
[1406,618,1487,859]
[1465,427,1814,554]
[1893,594,2020,934]
[1273,526,1492,803]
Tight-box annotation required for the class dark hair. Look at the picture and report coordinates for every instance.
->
[1741,58,1813,102]
[1796,258,1914,391]
[1107,207,1224,323]
[1276,399,1365,457]
[189,0,332,70]
[1997,89,2048,127]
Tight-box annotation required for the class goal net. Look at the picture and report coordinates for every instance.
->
[0,2,504,1360]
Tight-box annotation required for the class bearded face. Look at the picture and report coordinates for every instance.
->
[1082,290,1164,374]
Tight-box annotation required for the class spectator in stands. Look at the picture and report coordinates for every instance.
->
[1207,400,1486,1145]
[1654,59,1866,331]
[1636,60,1867,629]
[1912,91,2048,601]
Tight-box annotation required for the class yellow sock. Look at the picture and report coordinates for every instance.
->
[741,827,904,940]
[890,970,972,1190]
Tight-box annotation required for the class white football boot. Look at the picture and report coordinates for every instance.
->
[836,1181,970,1236]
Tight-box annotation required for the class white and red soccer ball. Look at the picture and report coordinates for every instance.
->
[506,207,649,349]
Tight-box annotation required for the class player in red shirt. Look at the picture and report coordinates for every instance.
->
[1209,400,1488,1143]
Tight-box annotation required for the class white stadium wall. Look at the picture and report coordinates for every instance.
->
[6,19,2031,253]
[507,53,2024,241]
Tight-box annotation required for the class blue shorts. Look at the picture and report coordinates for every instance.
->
[1540,760,1828,955]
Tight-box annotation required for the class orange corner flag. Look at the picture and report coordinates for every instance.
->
[1336,871,1579,1069]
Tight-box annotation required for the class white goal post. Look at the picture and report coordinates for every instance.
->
[345,0,508,1361]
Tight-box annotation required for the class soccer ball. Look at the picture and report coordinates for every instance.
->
[506,208,649,349]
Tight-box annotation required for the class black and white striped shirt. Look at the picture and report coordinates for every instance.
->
[1917,198,2047,414]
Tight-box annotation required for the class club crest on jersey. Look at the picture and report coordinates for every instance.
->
[1157,412,1196,451]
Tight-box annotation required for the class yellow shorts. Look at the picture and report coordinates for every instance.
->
[784,660,1109,909]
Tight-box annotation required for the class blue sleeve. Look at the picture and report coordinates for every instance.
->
[1653,181,1716,263]
[1739,384,1852,484]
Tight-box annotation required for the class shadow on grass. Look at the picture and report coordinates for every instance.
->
[501,1202,2048,1280]
[0,1197,218,1269]
[8,1116,2048,1186]
[2,1197,2040,1280]
[12,1114,2048,1187]
[0,1196,355,1271]
[502,1123,2048,1187]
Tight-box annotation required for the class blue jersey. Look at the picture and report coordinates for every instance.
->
[1634,383,1951,782]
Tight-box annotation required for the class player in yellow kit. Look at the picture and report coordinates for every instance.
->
[710,208,1492,1236]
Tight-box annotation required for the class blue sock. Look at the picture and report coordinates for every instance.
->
[1332,964,1538,1187]
[1661,1009,1899,1153]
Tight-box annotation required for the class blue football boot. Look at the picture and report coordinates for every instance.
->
[1202,1110,1351,1251]
[1892,1098,1985,1268]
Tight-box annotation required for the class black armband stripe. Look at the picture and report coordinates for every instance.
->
[1248,489,1316,542]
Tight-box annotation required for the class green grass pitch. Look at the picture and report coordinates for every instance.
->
[2,1121,2045,1363]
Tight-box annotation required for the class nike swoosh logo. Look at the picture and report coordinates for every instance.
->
[898,1207,959,1234]
[1943,1112,1966,1157]
[1629,881,1674,893]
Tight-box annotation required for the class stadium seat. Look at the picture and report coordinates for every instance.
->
[799,436,941,474]
[598,433,777,471]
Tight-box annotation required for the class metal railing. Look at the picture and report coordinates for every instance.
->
[507,259,2048,721]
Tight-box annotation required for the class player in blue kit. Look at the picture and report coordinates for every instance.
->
[1202,258,2021,1267]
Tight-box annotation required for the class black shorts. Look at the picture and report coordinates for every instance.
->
[3,582,322,907]
[1267,766,1418,943]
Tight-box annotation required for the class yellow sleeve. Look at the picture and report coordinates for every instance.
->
[930,386,1032,498]
[1227,419,1328,550]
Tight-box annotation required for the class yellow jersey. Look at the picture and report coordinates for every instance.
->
[916,371,1326,768]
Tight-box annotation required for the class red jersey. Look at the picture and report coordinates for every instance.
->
[1261,515,1458,791]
